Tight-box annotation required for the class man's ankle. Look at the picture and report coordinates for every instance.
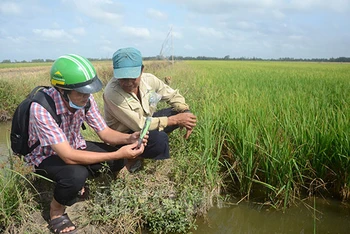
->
[50,199,66,220]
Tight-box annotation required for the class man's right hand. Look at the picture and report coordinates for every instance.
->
[184,127,194,139]
[172,112,197,130]
[167,112,197,139]
[118,141,144,159]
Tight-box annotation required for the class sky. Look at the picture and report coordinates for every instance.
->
[0,0,350,61]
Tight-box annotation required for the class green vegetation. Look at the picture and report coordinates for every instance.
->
[178,61,349,207]
[0,60,349,233]
[0,156,38,232]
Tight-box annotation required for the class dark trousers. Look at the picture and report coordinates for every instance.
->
[35,141,124,206]
[139,108,180,160]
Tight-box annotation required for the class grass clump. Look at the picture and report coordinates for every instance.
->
[0,156,39,233]
[85,158,204,234]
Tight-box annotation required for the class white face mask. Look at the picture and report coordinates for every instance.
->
[67,94,84,110]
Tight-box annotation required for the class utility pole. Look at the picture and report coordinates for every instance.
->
[159,26,174,65]
[171,26,174,65]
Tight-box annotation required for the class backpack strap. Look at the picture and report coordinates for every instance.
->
[81,99,91,130]
[28,88,61,152]
[34,90,61,124]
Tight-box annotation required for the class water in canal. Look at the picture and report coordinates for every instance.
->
[192,197,349,234]
[0,121,11,161]
[0,121,349,233]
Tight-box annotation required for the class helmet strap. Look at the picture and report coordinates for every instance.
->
[62,90,70,103]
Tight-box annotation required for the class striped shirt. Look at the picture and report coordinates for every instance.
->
[25,87,107,167]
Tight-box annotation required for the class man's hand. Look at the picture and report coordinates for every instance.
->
[129,131,149,146]
[184,127,194,139]
[168,112,197,139]
[118,141,145,159]
[175,112,197,129]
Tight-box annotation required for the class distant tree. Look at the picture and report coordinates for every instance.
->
[1,59,11,63]
[224,55,230,60]
[334,57,350,62]
[31,59,44,63]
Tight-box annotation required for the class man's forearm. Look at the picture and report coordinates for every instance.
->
[98,127,131,145]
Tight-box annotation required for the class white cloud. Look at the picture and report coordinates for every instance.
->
[0,1,349,60]
[100,45,115,54]
[76,16,85,24]
[271,9,285,19]
[70,27,86,36]
[33,29,65,39]
[147,8,168,20]
[0,2,21,15]
[99,37,112,45]
[64,0,123,23]
[32,29,77,43]
[184,44,194,50]
[288,35,306,41]
[172,30,183,39]
[197,27,224,39]
[289,0,350,12]
[167,0,350,13]
[6,36,27,44]
[52,22,61,29]
[236,21,257,30]
[120,27,151,39]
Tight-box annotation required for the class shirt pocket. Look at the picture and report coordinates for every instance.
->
[127,97,151,116]
[127,99,142,112]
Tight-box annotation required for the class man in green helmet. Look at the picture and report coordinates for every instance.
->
[24,54,147,234]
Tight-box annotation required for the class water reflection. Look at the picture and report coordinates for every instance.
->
[193,197,350,234]
[0,121,11,157]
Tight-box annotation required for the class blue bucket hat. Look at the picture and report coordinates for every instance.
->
[113,47,143,79]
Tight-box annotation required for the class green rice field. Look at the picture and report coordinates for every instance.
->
[0,60,349,233]
[174,61,349,207]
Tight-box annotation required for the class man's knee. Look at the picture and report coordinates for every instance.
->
[142,131,169,160]
[70,166,89,184]
[54,165,89,206]
[149,130,169,145]
[59,165,89,190]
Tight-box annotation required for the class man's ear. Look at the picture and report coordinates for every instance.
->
[57,88,70,97]
[58,88,65,95]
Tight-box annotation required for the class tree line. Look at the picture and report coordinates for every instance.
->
[2,56,350,63]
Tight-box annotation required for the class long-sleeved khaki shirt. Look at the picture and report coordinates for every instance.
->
[103,73,189,133]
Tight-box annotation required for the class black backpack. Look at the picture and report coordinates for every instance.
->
[10,86,90,156]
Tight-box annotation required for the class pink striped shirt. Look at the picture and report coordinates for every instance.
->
[25,87,107,167]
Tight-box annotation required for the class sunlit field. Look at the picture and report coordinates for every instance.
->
[0,60,349,233]
[175,60,349,207]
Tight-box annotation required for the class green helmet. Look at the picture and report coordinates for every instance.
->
[50,54,103,94]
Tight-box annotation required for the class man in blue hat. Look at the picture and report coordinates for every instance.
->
[103,47,197,172]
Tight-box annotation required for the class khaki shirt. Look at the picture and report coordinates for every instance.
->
[103,73,189,133]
